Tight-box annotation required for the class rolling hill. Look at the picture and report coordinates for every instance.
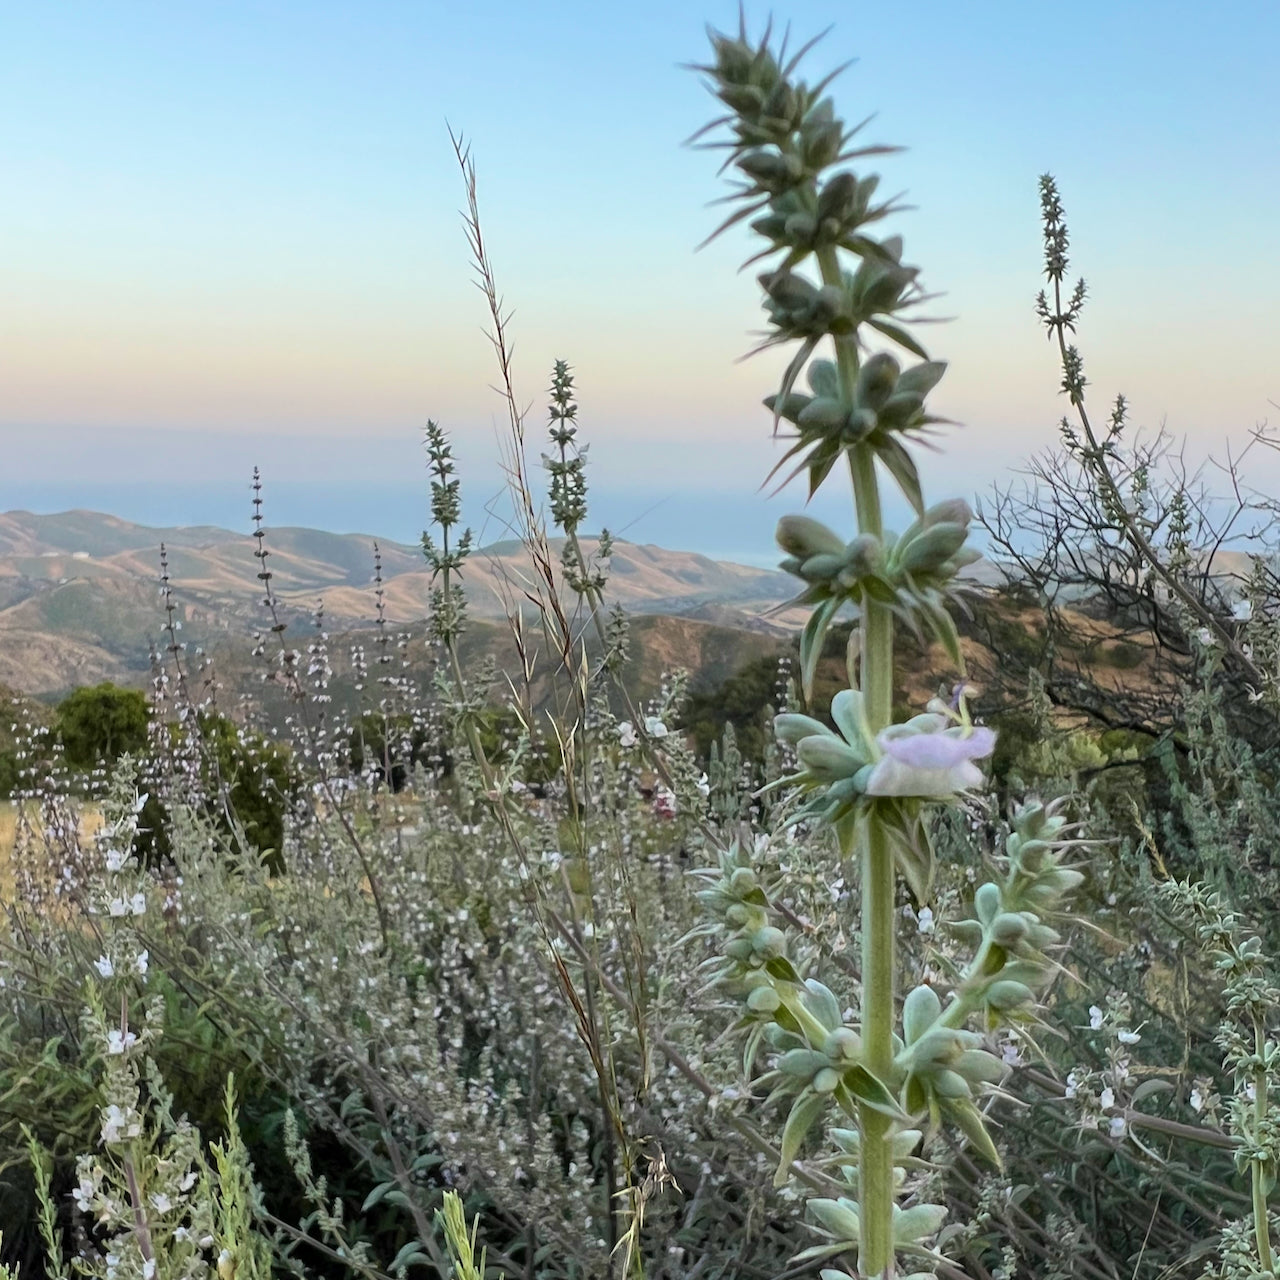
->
[0,509,800,696]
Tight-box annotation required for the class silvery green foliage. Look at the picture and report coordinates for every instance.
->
[974,172,1280,1274]
[1161,880,1280,1276]
[0,666,809,1274]
[22,774,271,1280]
[6,400,815,1277]
[690,19,1088,1277]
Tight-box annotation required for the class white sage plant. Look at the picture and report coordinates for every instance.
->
[688,19,1089,1278]
[27,774,271,1280]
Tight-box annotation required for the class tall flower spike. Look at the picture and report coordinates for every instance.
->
[689,19,1080,1280]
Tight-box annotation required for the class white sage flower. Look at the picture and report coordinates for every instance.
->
[106,1028,138,1056]
[864,714,996,798]
[100,1103,140,1144]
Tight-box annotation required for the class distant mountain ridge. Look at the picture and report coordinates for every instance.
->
[0,508,800,695]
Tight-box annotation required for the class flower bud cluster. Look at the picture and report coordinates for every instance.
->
[948,799,1086,1026]
[694,838,791,988]
[897,983,1007,1115]
[421,420,473,645]
[545,359,587,532]
[694,20,937,518]
[777,498,980,692]
[795,1191,949,1274]
[700,26,891,239]
[766,347,945,493]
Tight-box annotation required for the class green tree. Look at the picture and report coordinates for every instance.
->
[349,711,433,793]
[137,712,299,874]
[55,682,150,771]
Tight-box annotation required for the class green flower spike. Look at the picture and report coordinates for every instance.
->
[776,497,981,698]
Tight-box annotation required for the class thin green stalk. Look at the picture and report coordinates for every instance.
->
[817,243,897,1277]
[1253,1015,1274,1273]
[859,818,897,1276]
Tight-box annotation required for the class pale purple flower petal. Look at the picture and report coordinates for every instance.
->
[865,721,995,798]
[882,726,996,770]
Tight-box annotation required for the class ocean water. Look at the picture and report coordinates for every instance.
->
[4,478,928,567]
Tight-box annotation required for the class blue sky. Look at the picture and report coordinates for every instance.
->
[2,1,1278,558]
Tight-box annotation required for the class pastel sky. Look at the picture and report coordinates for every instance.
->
[3,1,1278,558]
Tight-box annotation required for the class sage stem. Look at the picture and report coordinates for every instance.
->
[817,244,897,1278]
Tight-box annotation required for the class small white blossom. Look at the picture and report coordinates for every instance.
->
[1233,598,1253,621]
[1089,1005,1104,1030]
[1099,1086,1115,1109]
[106,1028,138,1056]
[1189,1087,1204,1112]
[94,955,114,979]
[1117,1028,1141,1045]
[1065,1071,1080,1099]
[644,716,669,739]
[100,1103,140,1144]
[104,848,128,873]
[134,950,149,976]
[1196,627,1216,647]
[916,906,935,935]
[617,721,637,748]
[73,1176,95,1211]
[1108,1114,1127,1138]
